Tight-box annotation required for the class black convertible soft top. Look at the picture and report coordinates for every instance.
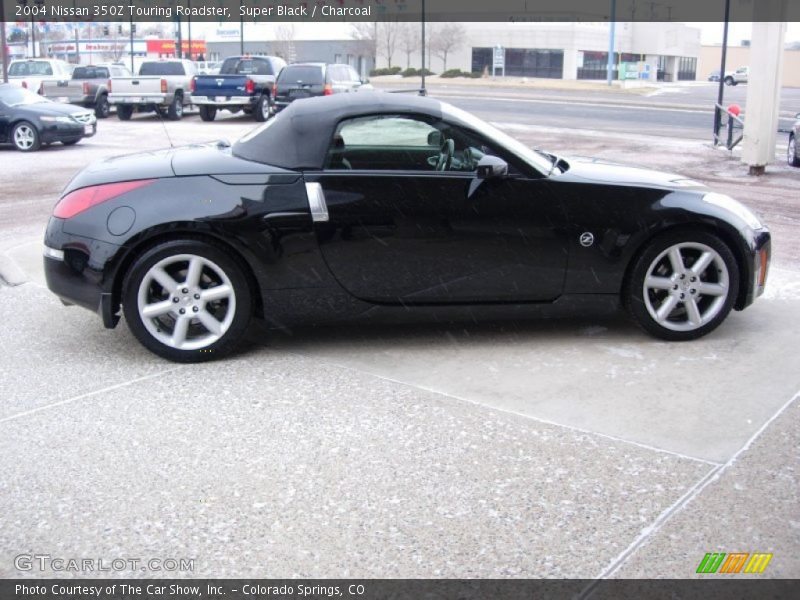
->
[232,92,446,170]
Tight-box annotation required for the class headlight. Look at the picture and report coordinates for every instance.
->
[40,116,74,123]
[703,192,763,229]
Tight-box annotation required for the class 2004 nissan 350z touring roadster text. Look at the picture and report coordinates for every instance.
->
[44,94,771,362]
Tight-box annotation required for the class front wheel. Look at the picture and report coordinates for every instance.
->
[12,121,41,152]
[624,230,739,341]
[724,76,734,86]
[117,105,134,120]
[122,240,253,362]
[788,135,800,167]
[199,105,217,121]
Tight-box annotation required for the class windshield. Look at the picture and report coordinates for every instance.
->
[0,86,50,106]
[442,104,553,174]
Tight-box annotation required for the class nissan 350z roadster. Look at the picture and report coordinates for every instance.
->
[44,94,770,361]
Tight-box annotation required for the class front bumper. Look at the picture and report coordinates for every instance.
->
[40,121,96,143]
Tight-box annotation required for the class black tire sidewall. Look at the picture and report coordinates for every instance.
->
[12,121,41,152]
[122,240,253,362]
[95,96,110,118]
[625,229,740,341]
[117,105,133,120]
[199,105,217,121]
[254,95,269,121]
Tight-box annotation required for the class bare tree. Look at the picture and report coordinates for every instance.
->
[350,22,377,70]
[376,22,400,68]
[430,23,465,71]
[398,23,420,69]
[274,24,296,61]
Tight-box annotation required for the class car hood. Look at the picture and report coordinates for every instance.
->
[14,101,93,118]
[558,156,706,191]
[62,142,294,195]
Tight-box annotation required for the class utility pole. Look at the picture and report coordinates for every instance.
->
[606,0,616,86]
[187,1,192,61]
[0,0,7,82]
[240,0,245,54]
[129,11,135,73]
[421,0,426,95]
[713,0,731,144]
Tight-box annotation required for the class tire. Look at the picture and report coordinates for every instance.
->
[122,239,253,362]
[724,76,734,86]
[167,93,183,120]
[788,134,800,167]
[624,229,739,341]
[117,105,134,120]
[12,121,41,152]
[254,94,270,122]
[199,105,217,121]
[95,95,110,118]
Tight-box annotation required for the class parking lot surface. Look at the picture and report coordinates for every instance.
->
[1,94,798,579]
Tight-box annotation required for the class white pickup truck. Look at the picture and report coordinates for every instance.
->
[108,59,196,120]
[8,59,74,94]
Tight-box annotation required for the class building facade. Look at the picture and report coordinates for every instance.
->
[379,22,701,82]
[698,44,800,87]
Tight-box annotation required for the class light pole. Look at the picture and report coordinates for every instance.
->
[421,0,426,95]
[606,0,616,86]
[713,0,731,144]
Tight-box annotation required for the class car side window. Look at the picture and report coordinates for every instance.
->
[326,114,450,171]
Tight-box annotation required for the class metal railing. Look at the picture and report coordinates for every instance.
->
[713,104,744,150]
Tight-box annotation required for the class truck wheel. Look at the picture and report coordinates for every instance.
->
[254,95,270,122]
[95,95,110,119]
[117,105,134,120]
[724,76,734,86]
[167,93,184,120]
[199,105,217,122]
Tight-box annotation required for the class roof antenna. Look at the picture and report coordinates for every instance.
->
[153,105,175,148]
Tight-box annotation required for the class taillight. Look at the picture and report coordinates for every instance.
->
[245,78,255,94]
[82,82,90,95]
[190,76,196,93]
[21,81,28,89]
[53,180,155,219]
[107,79,112,93]
[160,78,167,93]
[323,84,333,96]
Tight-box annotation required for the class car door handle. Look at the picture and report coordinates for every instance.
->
[305,182,329,222]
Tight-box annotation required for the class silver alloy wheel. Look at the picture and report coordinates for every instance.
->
[789,136,796,165]
[13,125,36,150]
[642,242,729,332]
[137,254,236,351]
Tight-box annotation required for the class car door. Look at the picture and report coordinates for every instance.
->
[304,113,568,304]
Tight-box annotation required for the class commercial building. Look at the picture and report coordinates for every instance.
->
[698,44,800,87]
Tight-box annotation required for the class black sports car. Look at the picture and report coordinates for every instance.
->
[0,84,97,151]
[44,93,770,361]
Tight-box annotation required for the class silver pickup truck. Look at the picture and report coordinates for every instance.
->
[42,64,131,119]
[108,59,196,120]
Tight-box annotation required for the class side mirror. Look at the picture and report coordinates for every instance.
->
[476,155,508,179]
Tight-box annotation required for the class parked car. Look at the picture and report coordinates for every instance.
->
[788,112,800,167]
[707,69,721,82]
[724,66,749,86]
[43,94,770,361]
[42,63,131,119]
[196,61,221,75]
[272,62,370,113]
[191,55,286,122]
[0,83,96,151]
[108,59,196,121]
[7,59,74,94]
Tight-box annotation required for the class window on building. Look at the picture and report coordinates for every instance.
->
[677,56,697,81]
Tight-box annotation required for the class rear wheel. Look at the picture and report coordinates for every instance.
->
[254,94,270,121]
[624,230,739,341]
[117,105,134,120]
[788,134,800,167]
[167,93,184,120]
[122,239,253,362]
[95,95,110,118]
[199,105,217,121]
[12,121,41,152]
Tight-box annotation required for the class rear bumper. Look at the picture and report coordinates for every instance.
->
[109,93,168,105]
[192,95,256,107]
